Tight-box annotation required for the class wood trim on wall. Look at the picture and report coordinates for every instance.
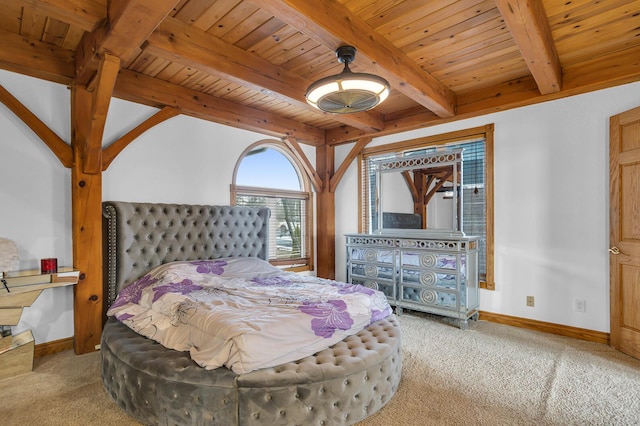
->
[484,124,495,290]
[362,125,491,156]
[479,311,610,345]
[34,337,74,358]
[316,143,335,279]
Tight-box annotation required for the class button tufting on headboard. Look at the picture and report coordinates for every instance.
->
[102,202,270,307]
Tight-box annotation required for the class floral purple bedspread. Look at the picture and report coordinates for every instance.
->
[107,257,392,374]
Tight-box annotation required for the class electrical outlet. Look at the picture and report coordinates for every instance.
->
[526,296,534,307]
[575,298,586,312]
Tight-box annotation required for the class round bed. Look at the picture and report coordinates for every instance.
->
[101,202,402,425]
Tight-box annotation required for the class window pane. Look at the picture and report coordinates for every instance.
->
[236,147,301,190]
[236,194,306,260]
[459,141,487,279]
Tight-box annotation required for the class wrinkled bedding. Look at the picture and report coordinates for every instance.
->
[107,257,392,374]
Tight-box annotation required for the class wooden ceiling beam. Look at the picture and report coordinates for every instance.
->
[1,6,636,149]
[75,0,180,86]
[401,170,419,205]
[114,69,326,146]
[83,53,120,174]
[70,83,103,355]
[0,28,74,85]
[283,136,323,192]
[425,172,452,205]
[9,0,105,32]
[145,17,384,132]
[0,30,326,145]
[0,84,72,167]
[495,0,562,94]
[326,43,640,145]
[329,136,371,193]
[257,0,457,118]
[102,107,180,171]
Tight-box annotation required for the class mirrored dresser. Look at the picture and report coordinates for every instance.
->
[346,231,479,329]
[347,148,482,329]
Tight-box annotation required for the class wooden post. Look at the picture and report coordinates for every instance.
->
[70,84,104,354]
[316,143,335,279]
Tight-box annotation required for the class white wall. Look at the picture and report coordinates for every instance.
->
[102,98,270,204]
[2,67,639,341]
[0,70,73,344]
[336,80,640,333]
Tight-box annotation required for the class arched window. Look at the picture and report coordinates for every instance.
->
[231,141,313,271]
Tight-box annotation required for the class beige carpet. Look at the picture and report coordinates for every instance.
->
[2,312,640,425]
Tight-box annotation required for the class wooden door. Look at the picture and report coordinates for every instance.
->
[610,106,640,359]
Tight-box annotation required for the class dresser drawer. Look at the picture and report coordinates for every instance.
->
[348,247,395,264]
[350,262,394,281]
[400,251,459,270]
[399,284,459,309]
[400,268,458,289]
[351,276,395,299]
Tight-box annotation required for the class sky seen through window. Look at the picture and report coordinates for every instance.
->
[236,147,301,190]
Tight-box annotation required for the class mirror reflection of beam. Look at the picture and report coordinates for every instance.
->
[402,167,457,229]
[374,148,464,234]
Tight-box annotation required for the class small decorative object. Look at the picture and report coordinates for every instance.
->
[40,258,58,274]
[0,238,19,274]
[305,45,390,114]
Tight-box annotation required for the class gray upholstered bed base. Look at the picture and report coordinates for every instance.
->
[101,201,401,425]
[102,316,401,425]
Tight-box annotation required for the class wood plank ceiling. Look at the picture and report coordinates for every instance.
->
[0,0,639,146]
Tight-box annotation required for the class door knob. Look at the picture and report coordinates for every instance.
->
[609,246,627,255]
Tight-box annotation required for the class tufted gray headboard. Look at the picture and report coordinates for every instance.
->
[102,201,270,307]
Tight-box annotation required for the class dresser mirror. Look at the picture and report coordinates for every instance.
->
[369,149,464,236]
[358,128,490,286]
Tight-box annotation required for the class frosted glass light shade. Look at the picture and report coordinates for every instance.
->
[306,72,390,114]
[305,45,390,114]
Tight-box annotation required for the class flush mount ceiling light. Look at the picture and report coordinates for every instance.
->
[305,45,390,114]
